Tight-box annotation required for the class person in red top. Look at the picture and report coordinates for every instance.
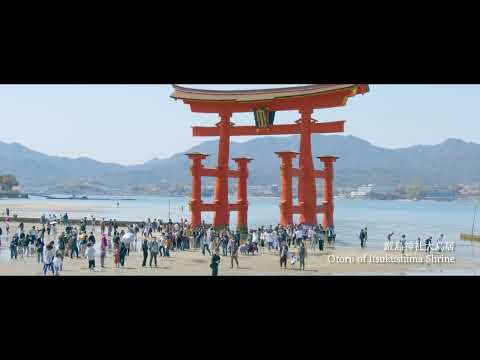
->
[113,242,120,268]
[100,234,108,268]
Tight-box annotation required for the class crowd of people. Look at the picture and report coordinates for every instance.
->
[0,211,341,276]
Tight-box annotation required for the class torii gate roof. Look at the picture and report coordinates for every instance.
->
[171,84,369,113]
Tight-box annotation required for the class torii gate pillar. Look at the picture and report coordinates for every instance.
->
[186,152,209,228]
[318,156,339,228]
[276,151,298,226]
[233,157,253,234]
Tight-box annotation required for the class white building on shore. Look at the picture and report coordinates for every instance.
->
[350,184,374,199]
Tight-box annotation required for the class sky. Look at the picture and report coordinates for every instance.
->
[0,84,479,165]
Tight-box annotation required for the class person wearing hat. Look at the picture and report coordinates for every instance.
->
[210,249,221,276]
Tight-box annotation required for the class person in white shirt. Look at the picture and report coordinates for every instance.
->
[252,230,259,244]
[53,252,63,276]
[295,229,303,247]
[202,230,211,255]
[86,242,96,271]
[43,244,55,276]
[267,231,274,251]
[308,228,315,249]
[272,231,279,250]
[290,252,297,267]
[436,234,444,252]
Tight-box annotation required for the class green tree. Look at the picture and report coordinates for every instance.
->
[0,175,19,191]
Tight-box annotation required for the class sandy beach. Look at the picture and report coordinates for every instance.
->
[0,222,477,276]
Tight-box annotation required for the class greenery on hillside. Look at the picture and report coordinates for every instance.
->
[0,175,19,191]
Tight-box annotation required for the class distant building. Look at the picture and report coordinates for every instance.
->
[423,188,455,201]
[350,184,374,199]
[271,184,279,196]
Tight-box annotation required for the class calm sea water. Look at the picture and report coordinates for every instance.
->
[1,195,479,266]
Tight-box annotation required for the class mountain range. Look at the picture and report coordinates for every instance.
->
[0,135,477,193]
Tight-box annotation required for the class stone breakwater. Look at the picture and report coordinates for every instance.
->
[0,216,144,227]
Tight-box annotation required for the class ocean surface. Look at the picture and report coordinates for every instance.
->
[1,196,480,271]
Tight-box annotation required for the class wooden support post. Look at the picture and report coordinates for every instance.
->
[318,156,339,228]
[185,152,209,228]
[276,151,299,227]
[233,157,253,234]
[213,112,232,229]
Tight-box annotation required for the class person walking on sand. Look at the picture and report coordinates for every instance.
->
[88,231,96,245]
[141,239,149,267]
[164,234,171,257]
[43,244,55,276]
[70,231,79,259]
[416,237,422,251]
[388,232,394,242]
[58,232,66,258]
[119,242,128,267]
[425,236,433,254]
[108,221,113,237]
[436,234,444,252]
[53,251,63,276]
[86,242,96,271]
[230,239,239,269]
[280,242,289,269]
[149,238,159,268]
[113,242,120,268]
[318,228,325,252]
[210,249,221,276]
[298,242,307,270]
[359,228,365,249]
[10,234,18,260]
[400,235,407,255]
[51,223,57,242]
[100,234,107,268]
[36,236,44,264]
[202,231,211,256]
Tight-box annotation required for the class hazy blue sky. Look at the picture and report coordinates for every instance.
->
[0,84,478,165]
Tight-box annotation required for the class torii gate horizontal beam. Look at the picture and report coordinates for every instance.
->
[192,120,345,137]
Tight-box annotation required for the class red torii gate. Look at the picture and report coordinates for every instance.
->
[276,152,338,228]
[185,152,252,233]
[171,84,369,230]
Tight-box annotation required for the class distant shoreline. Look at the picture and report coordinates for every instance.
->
[1,194,467,202]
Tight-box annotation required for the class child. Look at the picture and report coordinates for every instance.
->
[86,241,96,271]
[53,251,63,276]
[210,249,221,276]
[113,242,120,268]
[290,252,297,267]
[43,244,55,276]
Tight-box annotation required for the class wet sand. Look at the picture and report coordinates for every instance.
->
[0,222,477,275]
